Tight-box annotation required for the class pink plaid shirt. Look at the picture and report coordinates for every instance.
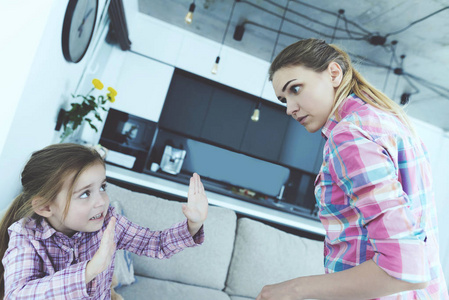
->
[3,206,204,299]
[315,94,448,299]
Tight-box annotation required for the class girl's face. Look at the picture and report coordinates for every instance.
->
[46,163,109,237]
[272,63,342,133]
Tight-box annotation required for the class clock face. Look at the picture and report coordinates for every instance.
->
[62,0,98,63]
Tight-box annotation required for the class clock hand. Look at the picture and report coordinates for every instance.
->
[77,8,94,37]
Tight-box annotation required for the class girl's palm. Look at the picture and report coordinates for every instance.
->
[183,173,208,223]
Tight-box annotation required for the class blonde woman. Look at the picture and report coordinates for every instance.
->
[257,38,448,300]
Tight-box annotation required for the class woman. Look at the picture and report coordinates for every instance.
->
[257,38,448,300]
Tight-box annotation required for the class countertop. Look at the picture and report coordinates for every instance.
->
[106,164,326,236]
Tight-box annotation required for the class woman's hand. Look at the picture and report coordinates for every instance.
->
[182,173,208,236]
[256,279,303,300]
[85,217,117,283]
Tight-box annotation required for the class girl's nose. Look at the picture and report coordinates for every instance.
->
[94,194,107,207]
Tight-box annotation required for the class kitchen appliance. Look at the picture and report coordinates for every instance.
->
[160,145,187,175]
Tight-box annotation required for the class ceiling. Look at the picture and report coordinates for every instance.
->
[138,0,449,131]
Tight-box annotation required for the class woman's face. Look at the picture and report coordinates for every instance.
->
[272,63,342,133]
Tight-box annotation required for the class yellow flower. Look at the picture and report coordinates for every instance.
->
[107,87,117,97]
[92,78,104,90]
[107,93,116,103]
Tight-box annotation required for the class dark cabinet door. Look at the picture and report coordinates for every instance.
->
[278,118,325,173]
[240,102,289,161]
[158,71,213,138]
[200,87,254,151]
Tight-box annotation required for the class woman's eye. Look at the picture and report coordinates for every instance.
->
[290,85,300,94]
[100,183,107,192]
[80,191,90,199]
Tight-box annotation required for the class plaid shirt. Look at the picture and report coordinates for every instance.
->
[3,206,204,299]
[315,94,448,299]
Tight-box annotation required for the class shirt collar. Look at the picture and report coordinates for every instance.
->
[31,217,84,241]
[321,93,366,139]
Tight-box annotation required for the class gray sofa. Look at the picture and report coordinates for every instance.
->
[108,183,325,300]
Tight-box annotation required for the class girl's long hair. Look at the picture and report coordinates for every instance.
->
[0,143,104,298]
[268,38,414,131]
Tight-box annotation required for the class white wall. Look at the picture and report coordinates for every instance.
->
[412,118,449,276]
[440,135,449,277]
[0,0,110,210]
[0,0,54,160]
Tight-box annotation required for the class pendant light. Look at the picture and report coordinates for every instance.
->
[185,1,195,24]
[211,56,220,74]
[251,1,289,122]
[251,102,261,122]
[212,0,239,74]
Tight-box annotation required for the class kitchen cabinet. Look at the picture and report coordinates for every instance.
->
[112,51,174,122]
[200,87,254,151]
[279,118,325,174]
[159,70,213,138]
[240,102,289,161]
[159,68,324,173]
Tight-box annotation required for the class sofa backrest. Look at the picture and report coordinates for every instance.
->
[107,183,237,291]
[225,217,325,298]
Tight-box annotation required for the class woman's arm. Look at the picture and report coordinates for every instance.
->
[257,260,428,300]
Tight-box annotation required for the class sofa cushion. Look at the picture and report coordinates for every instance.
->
[230,296,254,300]
[115,275,231,300]
[110,199,136,287]
[225,218,324,298]
[107,183,237,290]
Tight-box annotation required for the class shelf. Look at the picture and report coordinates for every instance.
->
[105,163,325,236]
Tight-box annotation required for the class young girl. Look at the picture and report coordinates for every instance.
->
[257,38,448,299]
[0,143,208,299]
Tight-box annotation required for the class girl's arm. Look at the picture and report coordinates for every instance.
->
[3,234,95,299]
[256,260,428,300]
[114,173,207,258]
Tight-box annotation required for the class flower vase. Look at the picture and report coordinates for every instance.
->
[60,123,82,144]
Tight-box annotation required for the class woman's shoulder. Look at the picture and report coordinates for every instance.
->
[339,103,405,140]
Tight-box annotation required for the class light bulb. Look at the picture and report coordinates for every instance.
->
[185,3,195,24]
[185,12,193,24]
[211,56,220,74]
[251,108,260,122]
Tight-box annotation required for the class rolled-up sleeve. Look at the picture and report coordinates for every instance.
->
[3,232,93,299]
[327,122,430,283]
[110,206,205,259]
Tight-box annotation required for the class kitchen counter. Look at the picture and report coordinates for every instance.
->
[106,164,325,236]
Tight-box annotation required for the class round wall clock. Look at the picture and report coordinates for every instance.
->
[62,0,98,63]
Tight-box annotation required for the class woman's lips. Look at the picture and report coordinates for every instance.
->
[297,115,308,125]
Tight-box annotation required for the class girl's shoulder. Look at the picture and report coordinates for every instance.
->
[8,217,55,241]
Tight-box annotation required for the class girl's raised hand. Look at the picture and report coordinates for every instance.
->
[85,217,117,283]
[183,173,208,236]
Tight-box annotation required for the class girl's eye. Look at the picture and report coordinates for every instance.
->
[290,85,301,94]
[100,183,107,192]
[80,191,91,199]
